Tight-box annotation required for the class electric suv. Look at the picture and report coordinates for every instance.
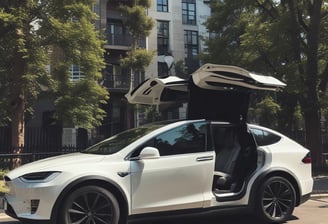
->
[4,64,313,224]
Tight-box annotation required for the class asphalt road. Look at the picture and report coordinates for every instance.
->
[1,197,327,224]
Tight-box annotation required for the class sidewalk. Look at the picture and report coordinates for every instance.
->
[1,176,328,213]
[311,175,328,198]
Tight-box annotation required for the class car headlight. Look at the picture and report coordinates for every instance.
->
[19,171,61,183]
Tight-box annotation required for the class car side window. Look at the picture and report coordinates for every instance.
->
[250,128,281,146]
[152,122,208,156]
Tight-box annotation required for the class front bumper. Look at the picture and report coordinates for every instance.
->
[4,177,63,221]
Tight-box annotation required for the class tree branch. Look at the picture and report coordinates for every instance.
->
[255,0,278,19]
[297,9,309,32]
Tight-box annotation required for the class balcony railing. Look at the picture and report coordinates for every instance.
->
[103,73,144,90]
[106,33,146,48]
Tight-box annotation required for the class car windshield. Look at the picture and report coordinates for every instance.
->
[82,122,168,155]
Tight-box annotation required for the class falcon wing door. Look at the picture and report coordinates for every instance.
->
[191,64,286,91]
[186,64,286,121]
[125,76,189,105]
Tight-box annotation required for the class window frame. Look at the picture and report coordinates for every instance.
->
[157,0,168,12]
[250,128,282,146]
[70,64,83,82]
[131,121,210,158]
[157,20,170,55]
[184,30,199,61]
[182,0,197,25]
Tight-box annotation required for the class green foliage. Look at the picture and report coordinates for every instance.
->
[120,4,154,40]
[120,49,156,72]
[174,60,188,79]
[204,0,328,166]
[255,96,281,128]
[0,169,8,179]
[142,106,162,124]
[0,180,8,193]
[54,79,109,129]
[0,168,9,193]
[203,0,328,129]
[119,1,154,76]
[0,0,109,129]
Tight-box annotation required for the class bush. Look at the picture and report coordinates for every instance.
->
[0,169,9,193]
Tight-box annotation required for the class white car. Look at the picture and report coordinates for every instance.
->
[4,64,313,224]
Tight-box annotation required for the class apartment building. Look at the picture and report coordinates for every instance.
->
[26,0,212,145]
[95,0,212,138]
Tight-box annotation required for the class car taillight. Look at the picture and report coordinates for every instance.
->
[302,152,312,164]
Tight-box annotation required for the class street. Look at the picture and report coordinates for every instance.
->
[1,197,327,224]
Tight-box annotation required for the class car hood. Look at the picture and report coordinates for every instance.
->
[126,64,286,122]
[6,153,107,180]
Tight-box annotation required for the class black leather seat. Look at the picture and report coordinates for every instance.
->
[213,127,241,191]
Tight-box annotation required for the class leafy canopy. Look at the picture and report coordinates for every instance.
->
[0,0,109,128]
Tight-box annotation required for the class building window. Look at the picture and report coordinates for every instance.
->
[70,64,83,81]
[157,20,170,55]
[184,30,199,73]
[157,0,168,12]
[182,0,196,25]
[106,20,131,46]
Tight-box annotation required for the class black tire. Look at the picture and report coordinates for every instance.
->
[59,185,120,224]
[256,176,296,223]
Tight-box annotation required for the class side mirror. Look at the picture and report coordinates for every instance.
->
[139,147,160,160]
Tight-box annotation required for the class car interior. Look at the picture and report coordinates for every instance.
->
[211,123,257,195]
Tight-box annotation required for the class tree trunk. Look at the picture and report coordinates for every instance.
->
[11,36,27,168]
[303,0,323,168]
[303,107,322,168]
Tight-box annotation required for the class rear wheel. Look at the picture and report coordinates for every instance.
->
[60,185,120,224]
[256,176,296,223]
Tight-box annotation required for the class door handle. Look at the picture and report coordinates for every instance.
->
[196,156,214,162]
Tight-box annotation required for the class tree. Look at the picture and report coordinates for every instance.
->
[119,0,154,82]
[0,0,108,166]
[203,0,328,167]
[255,96,281,128]
[119,0,155,127]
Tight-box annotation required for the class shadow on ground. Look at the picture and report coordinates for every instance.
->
[134,215,261,224]
[131,213,298,224]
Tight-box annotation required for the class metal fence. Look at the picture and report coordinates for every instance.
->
[0,145,85,169]
[0,126,89,169]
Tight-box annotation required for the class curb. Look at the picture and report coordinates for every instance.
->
[0,196,4,210]
[0,193,3,210]
[310,193,328,199]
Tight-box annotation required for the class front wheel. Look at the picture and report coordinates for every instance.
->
[60,185,120,224]
[256,176,296,223]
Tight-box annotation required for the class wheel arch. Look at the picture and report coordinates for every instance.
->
[50,175,129,224]
[249,168,301,208]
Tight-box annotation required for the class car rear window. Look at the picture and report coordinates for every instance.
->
[250,128,281,146]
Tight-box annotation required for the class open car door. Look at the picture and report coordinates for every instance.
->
[125,76,189,105]
[126,64,286,122]
[190,64,285,91]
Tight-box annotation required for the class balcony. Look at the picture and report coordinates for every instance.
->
[103,73,144,91]
[105,33,146,50]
